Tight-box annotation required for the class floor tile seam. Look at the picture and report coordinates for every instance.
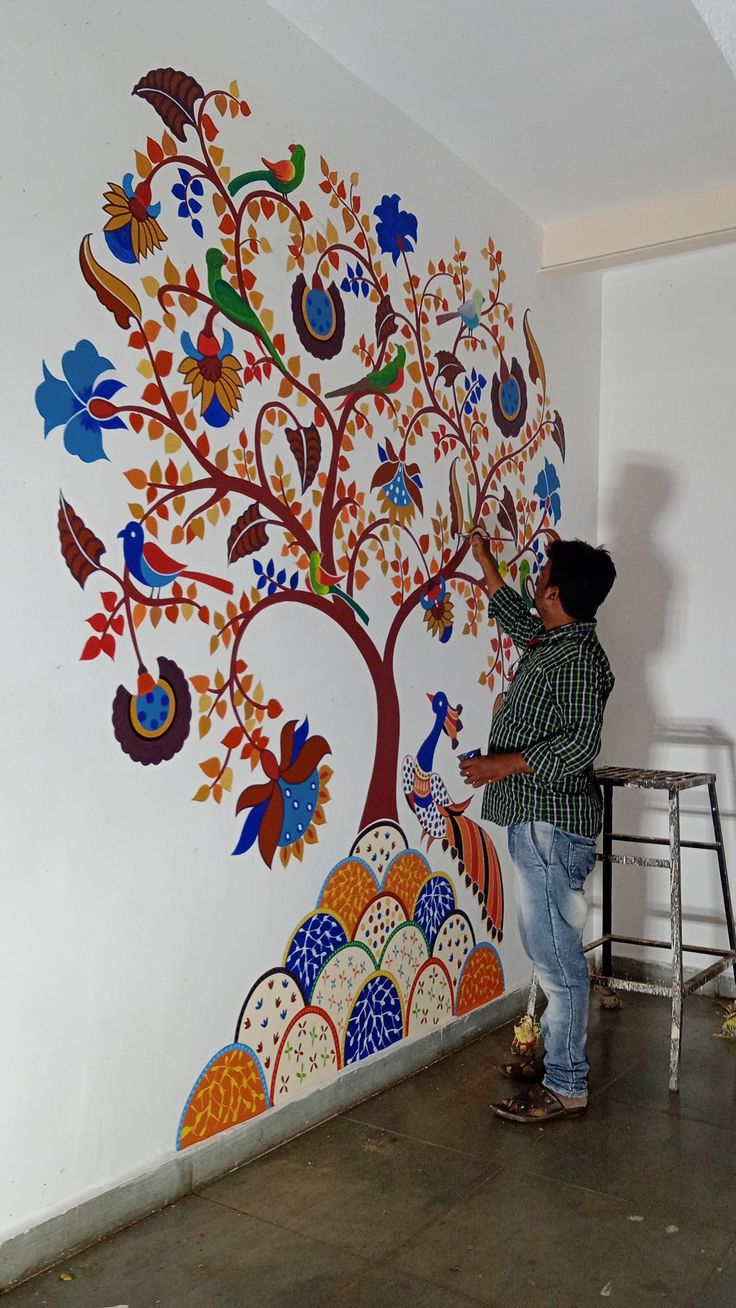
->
[189,1188,384,1262]
[366,1162,515,1265]
[337,1259,490,1308]
[341,1110,536,1162]
[600,1091,736,1134]
[194,1163,506,1271]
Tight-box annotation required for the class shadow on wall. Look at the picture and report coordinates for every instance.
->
[594,456,675,941]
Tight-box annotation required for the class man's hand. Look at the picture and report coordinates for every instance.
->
[469,528,505,596]
[459,751,533,788]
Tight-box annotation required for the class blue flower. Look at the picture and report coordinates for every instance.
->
[171,168,205,239]
[534,459,562,524]
[35,340,126,463]
[373,194,418,264]
[103,174,166,264]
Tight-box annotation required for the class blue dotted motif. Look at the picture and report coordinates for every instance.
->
[414,876,456,951]
[304,288,336,338]
[133,685,170,732]
[500,376,521,419]
[278,771,320,847]
[344,974,403,1065]
[285,912,347,998]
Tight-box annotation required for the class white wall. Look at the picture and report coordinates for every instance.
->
[597,244,736,959]
[0,0,601,1244]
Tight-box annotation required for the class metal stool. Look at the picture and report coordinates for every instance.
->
[586,767,736,1091]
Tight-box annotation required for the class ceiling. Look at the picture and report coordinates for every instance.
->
[265,0,736,231]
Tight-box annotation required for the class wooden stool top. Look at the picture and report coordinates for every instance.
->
[596,766,715,792]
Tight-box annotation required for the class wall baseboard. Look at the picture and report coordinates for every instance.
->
[0,984,527,1292]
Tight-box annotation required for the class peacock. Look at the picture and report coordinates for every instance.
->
[401,692,504,939]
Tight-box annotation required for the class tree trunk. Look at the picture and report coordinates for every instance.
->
[359,655,402,829]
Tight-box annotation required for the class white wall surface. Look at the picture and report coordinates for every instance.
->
[597,244,736,958]
[0,0,601,1243]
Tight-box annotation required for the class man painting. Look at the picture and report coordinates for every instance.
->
[460,535,616,1123]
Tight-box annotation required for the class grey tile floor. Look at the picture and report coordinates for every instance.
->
[4,992,736,1307]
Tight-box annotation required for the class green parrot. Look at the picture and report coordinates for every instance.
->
[229,144,306,198]
[309,551,369,625]
[205,248,287,374]
[325,346,406,403]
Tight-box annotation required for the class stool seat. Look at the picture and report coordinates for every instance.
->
[596,766,716,792]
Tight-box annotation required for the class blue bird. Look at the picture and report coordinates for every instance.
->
[436,289,484,334]
[117,521,234,596]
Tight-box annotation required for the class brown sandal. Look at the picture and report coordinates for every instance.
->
[498,1056,545,1083]
[491,1084,587,1123]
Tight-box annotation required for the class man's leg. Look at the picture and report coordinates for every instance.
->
[508,821,596,1101]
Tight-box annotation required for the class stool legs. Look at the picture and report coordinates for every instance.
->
[708,781,736,987]
[669,788,683,1092]
[602,782,613,978]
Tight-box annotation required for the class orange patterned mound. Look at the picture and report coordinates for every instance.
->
[455,944,504,1015]
[381,850,432,917]
[178,1045,268,1149]
[318,859,379,938]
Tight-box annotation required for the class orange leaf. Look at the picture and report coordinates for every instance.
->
[199,757,221,779]
[125,468,147,489]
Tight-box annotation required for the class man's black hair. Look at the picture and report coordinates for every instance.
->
[546,539,616,621]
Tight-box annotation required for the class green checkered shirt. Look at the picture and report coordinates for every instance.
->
[480,584,614,837]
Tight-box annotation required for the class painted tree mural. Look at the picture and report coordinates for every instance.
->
[36,67,565,884]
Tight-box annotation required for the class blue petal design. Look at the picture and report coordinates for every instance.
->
[232,800,269,855]
[122,173,136,197]
[61,340,114,403]
[104,225,136,264]
[189,198,202,215]
[190,178,204,196]
[35,365,80,435]
[292,717,310,761]
[172,184,187,200]
[191,219,204,239]
[94,377,125,400]
[219,329,234,358]
[203,394,231,428]
[177,201,190,218]
[180,331,202,360]
[148,200,162,219]
[62,410,108,463]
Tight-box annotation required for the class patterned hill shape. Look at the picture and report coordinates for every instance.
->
[317,856,379,937]
[413,874,456,950]
[271,1006,340,1105]
[455,942,505,1015]
[379,922,429,1004]
[344,972,404,1065]
[284,910,347,998]
[235,968,305,1071]
[177,1044,269,1150]
[350,820,408,879]
[432,911,475,993]
[310,942,376,1045]
[406,957,454,1036]
[353,892,407,957]
[381,848,432,916]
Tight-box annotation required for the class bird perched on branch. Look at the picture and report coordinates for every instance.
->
[436,289,484,334]
[308,551,369,624]
[325,346,406,403]
[228,144,306,198]
[118,521,234,597]
[205,248,287,374]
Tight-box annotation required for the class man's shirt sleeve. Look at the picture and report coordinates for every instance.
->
[488,583,543,645]
[522,655,608,783]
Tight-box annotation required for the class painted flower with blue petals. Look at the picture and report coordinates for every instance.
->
[35,340,126,464]
[171,168,205,239]
[534,459,562,524]
[103,173,166,264]
[373,194,418,264]
[178,328,243,427]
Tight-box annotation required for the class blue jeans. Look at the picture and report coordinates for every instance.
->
[507,821,597,1100]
